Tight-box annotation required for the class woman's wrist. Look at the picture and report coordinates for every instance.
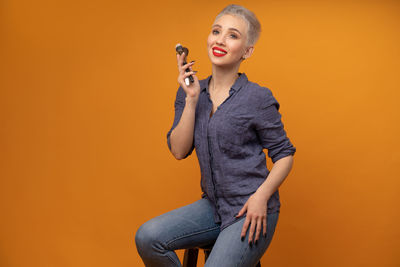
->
[185,96,199,106]
[256,185,273,202]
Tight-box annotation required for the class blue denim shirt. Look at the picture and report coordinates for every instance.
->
[167,73,296,231]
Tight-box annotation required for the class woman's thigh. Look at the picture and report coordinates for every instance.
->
[135,198,221,252]
[204,212,280,267]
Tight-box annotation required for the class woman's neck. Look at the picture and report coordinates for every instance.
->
[209,64,240,93]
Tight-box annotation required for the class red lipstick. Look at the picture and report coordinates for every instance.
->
[212,47,227,57]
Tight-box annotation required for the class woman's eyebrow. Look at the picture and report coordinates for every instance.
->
[212,24,242,35]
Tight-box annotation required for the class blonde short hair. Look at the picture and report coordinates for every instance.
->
[214,4,261,46]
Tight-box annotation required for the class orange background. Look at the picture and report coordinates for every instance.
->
[1,0,399,266]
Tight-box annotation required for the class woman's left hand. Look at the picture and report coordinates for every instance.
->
[235,190,270,245]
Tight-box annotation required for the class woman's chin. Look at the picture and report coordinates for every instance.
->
[211,60,238,69]
[209,56,229,65]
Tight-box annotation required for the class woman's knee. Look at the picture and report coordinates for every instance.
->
[135,220,161,253]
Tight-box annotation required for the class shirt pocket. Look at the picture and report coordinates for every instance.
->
[217,114,252,157]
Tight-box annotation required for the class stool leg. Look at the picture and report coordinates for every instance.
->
[256,261,261,267]
[183,248,199,267]
[203,248,212,262]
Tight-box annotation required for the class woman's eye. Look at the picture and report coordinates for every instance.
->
[211,29,237,39]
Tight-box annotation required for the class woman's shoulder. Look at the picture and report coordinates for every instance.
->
[246,79,273,96]
[244,79,279,109]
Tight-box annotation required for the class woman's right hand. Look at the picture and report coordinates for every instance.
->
[176,52,200,100]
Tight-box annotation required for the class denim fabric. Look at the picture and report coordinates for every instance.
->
[166,73,296,231]
[135,198,279,266]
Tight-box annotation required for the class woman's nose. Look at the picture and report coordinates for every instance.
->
[216,34,225,45]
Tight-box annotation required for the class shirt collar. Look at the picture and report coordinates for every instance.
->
[200,72,248,94]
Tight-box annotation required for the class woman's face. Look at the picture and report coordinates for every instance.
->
[207,14,252,67]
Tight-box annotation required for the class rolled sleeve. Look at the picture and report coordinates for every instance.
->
[253,89,296,163]
[166,86,195,159]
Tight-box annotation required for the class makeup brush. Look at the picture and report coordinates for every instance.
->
[175,43,194,86]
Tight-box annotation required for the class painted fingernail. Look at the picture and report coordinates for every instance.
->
[190,60,195,63]
[255,240,258,245]
[249,241,252,247]
[264,233,267,238]
[241,236,244,241]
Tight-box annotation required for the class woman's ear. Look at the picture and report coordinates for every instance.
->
[243,46,255,60]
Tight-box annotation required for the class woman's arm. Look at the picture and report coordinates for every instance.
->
[236,88,296,244]
[236,155,294,245]
[169,96,198,160]
[256,155,294,199]
[168,52,200,160]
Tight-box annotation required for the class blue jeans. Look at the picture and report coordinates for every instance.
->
[135,198,279,266]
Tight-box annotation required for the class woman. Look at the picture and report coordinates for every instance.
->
[135,4,296,266]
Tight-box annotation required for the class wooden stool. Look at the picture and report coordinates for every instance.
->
[182,244,261,267]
